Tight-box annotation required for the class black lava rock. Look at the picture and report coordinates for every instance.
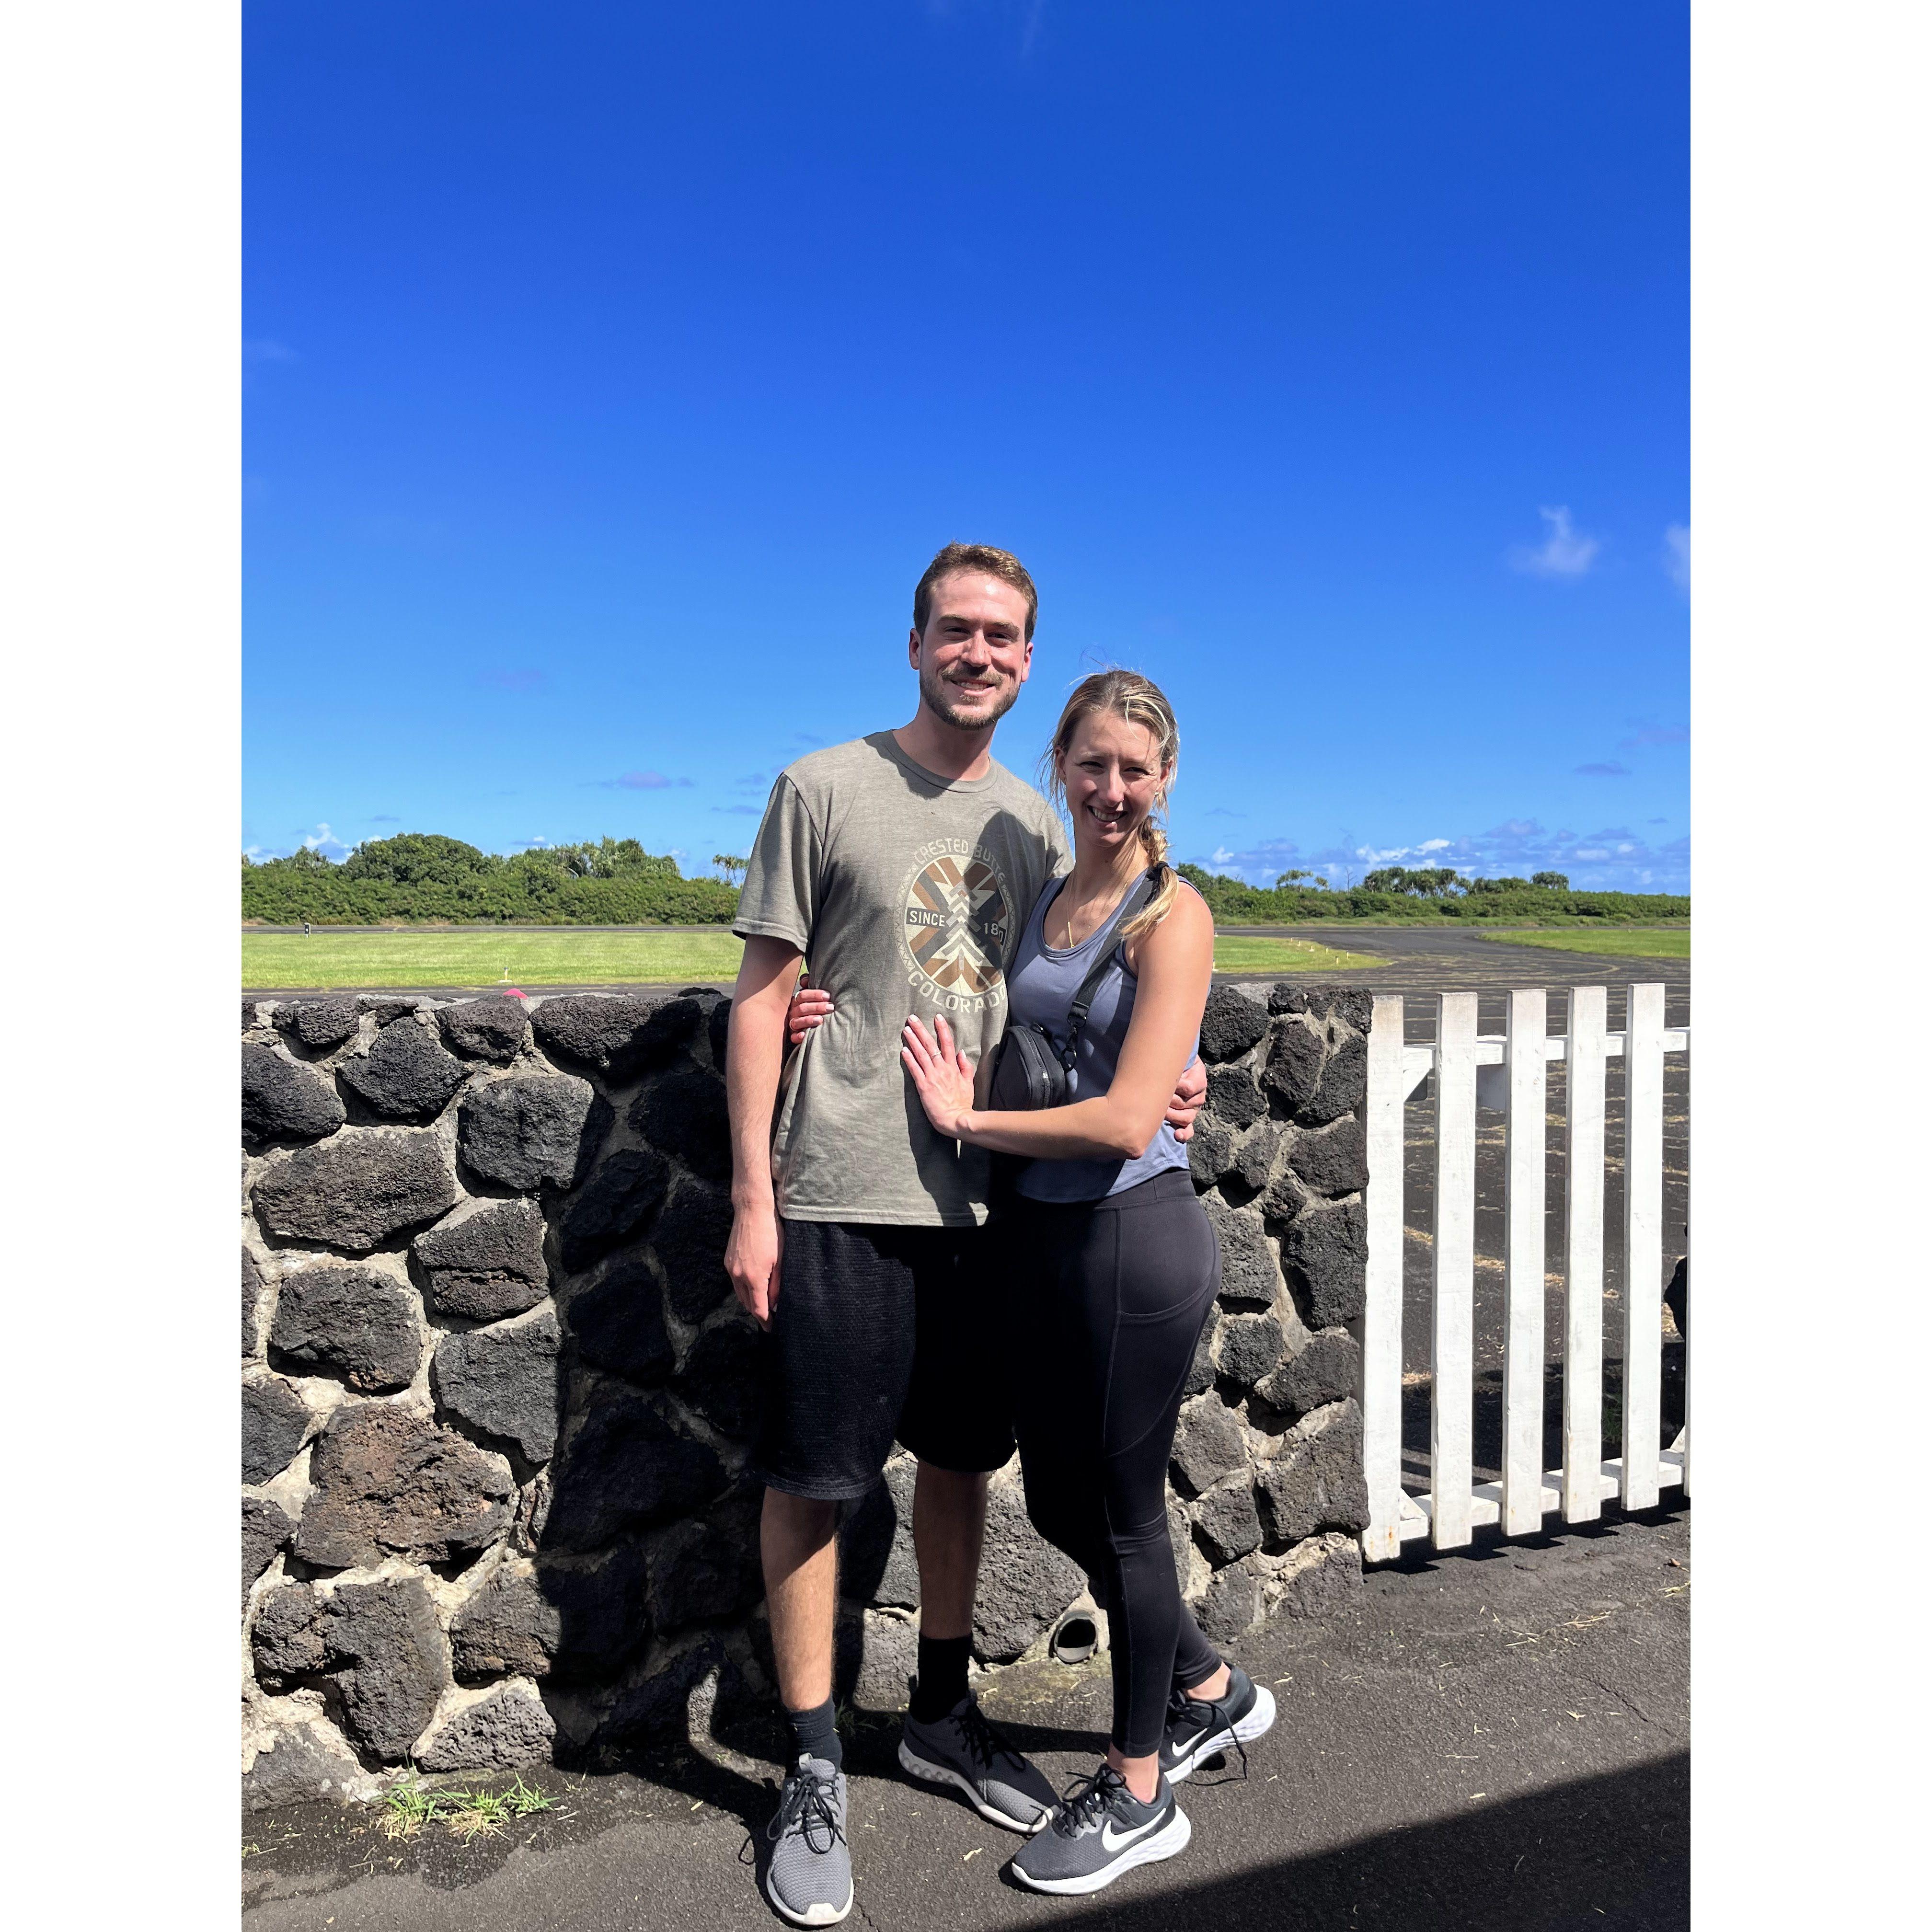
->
[653,1179,734,1323]
[568,1261,674,1387]
[540,1393,727,1552]
[1186,1116,1236,1191]
[648,1508,763,1633]
[678,1319,767,1438]
[324,1577,449,1762]
[242,1044,345,1145]
[439,997,530,1063]
[1287,1118,1368,1197]
[449,1564,563,1681]
[1204,1197,1279,1311]
[414,1198,551,1322]
[1192,1478,1263,1566]
[1262,1020,1325,1116]
[458,1075,604,1194]
[1206,1065,1267,1129]
[293,1404,515,1568]
[633,1067,731,1185]
[338,1022,469,1122]
[251,1581,323,1680]
[1281,1200,1367,1327]
[242,1249,264,1357]
[556,1147,671,1273]
[1198,986,1270,1063]
[416,1684,556,1772]
[1301,1029,1368,1124]
[253,1128,460,1253]
[276,996,361,1051]
[1170,1396,1247,1496]
[242,1495,296,1611]
[1255,1327,1361,1420]
[530,993,676,1082]
[242,1374,312,1485]
[269,1264,423,1393]
[432,1305,562,1464]
[1254,1400,1369,1545]
[1215,1312,1285,1391]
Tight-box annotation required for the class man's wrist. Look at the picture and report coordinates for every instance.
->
[731,1184,777,1214]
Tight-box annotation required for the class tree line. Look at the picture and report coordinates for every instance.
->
[1173,862,1688,925]
[243,832,1688,927]
[242,834,740,925]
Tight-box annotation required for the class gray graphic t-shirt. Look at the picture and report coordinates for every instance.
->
[735,732,1070,1226]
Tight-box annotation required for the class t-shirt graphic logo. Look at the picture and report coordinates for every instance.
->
[902,845,1011,1002]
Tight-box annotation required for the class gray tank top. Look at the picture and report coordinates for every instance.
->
[1004,868,1197,1203]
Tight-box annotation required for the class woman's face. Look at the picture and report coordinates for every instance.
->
[1058,709,1173,859]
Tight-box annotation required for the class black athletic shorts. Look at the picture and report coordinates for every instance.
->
[749,1218,1016,1502]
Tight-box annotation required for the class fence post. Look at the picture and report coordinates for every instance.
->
[1621,982,1667,1508]
[1359,994,1407,1562]
[1502,988,1548,1534]
[1562,987,1608,1521]
[1431,992,1478,1549]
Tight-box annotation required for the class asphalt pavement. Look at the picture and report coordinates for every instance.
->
[242,1507,1689,1932]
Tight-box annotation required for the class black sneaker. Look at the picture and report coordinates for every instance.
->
[1008,1763,1191,1896]
[898,1690,1058,1833]
[1159,1661,1277,1784]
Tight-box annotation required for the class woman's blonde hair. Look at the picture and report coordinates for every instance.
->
[1041,668,1182,942]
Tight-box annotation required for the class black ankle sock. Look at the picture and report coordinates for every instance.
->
[910,1635,972,1722]
[784,1696,842,1770]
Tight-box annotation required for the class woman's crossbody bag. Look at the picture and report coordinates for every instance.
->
[984,875,1154,1111]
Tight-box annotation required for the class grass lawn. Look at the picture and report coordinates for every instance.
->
[1210,935,1386,974]
[1478,928,1690,960]
[243,931,747,989]
[243,928,1385,989]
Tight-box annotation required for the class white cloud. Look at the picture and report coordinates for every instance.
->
[1191,819,1689,893]
[300,822,351,856]
[1664,522,1690,591]
[1509,506,1600,579]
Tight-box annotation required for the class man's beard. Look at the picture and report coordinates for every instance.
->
[920,661,1021,732]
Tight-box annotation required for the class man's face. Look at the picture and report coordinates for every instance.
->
[908,571,1034,732]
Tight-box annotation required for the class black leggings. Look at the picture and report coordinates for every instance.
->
[1000,1168,1225,1757]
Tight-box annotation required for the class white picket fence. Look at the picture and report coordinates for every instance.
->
[1358,985,1690,1562]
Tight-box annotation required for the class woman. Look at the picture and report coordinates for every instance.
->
[893,669,1276,1897]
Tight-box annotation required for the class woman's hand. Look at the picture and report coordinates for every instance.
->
[900,1014,978,1140]
[787,981,835,1046]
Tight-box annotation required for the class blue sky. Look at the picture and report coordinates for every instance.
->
[244,1,1689,892]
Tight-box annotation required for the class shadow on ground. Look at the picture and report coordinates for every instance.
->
[1029,1754,1689,1932]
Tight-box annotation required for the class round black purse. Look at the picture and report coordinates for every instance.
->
[983,875,1154,1111]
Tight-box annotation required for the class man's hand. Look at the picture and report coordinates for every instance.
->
[1165,1058,1207,1142]
[726,1200,784,1328]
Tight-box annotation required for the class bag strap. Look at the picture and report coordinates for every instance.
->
[1058,872,1157,1070]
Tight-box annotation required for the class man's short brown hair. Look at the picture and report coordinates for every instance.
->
[912,543,1038,643]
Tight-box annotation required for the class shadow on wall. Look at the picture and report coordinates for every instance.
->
[241,983,1379,1808]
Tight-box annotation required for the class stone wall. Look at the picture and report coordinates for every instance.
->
[240,982,1371,1809]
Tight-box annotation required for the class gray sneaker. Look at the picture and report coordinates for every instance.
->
[1160,1661,1277,1784]
[1009,1762,1192,1896]
[760,1754,852,1927]
[897,1691,1058,1833]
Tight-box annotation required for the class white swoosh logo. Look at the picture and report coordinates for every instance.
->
[1099,1811,1164,1854]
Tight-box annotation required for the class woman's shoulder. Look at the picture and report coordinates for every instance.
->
[1124,873,1212,975]
[1154,874,1213,940]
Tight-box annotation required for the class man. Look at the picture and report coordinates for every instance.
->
[725,544,1203,1925]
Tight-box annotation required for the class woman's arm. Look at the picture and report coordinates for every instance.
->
[900,885,1215,1162]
